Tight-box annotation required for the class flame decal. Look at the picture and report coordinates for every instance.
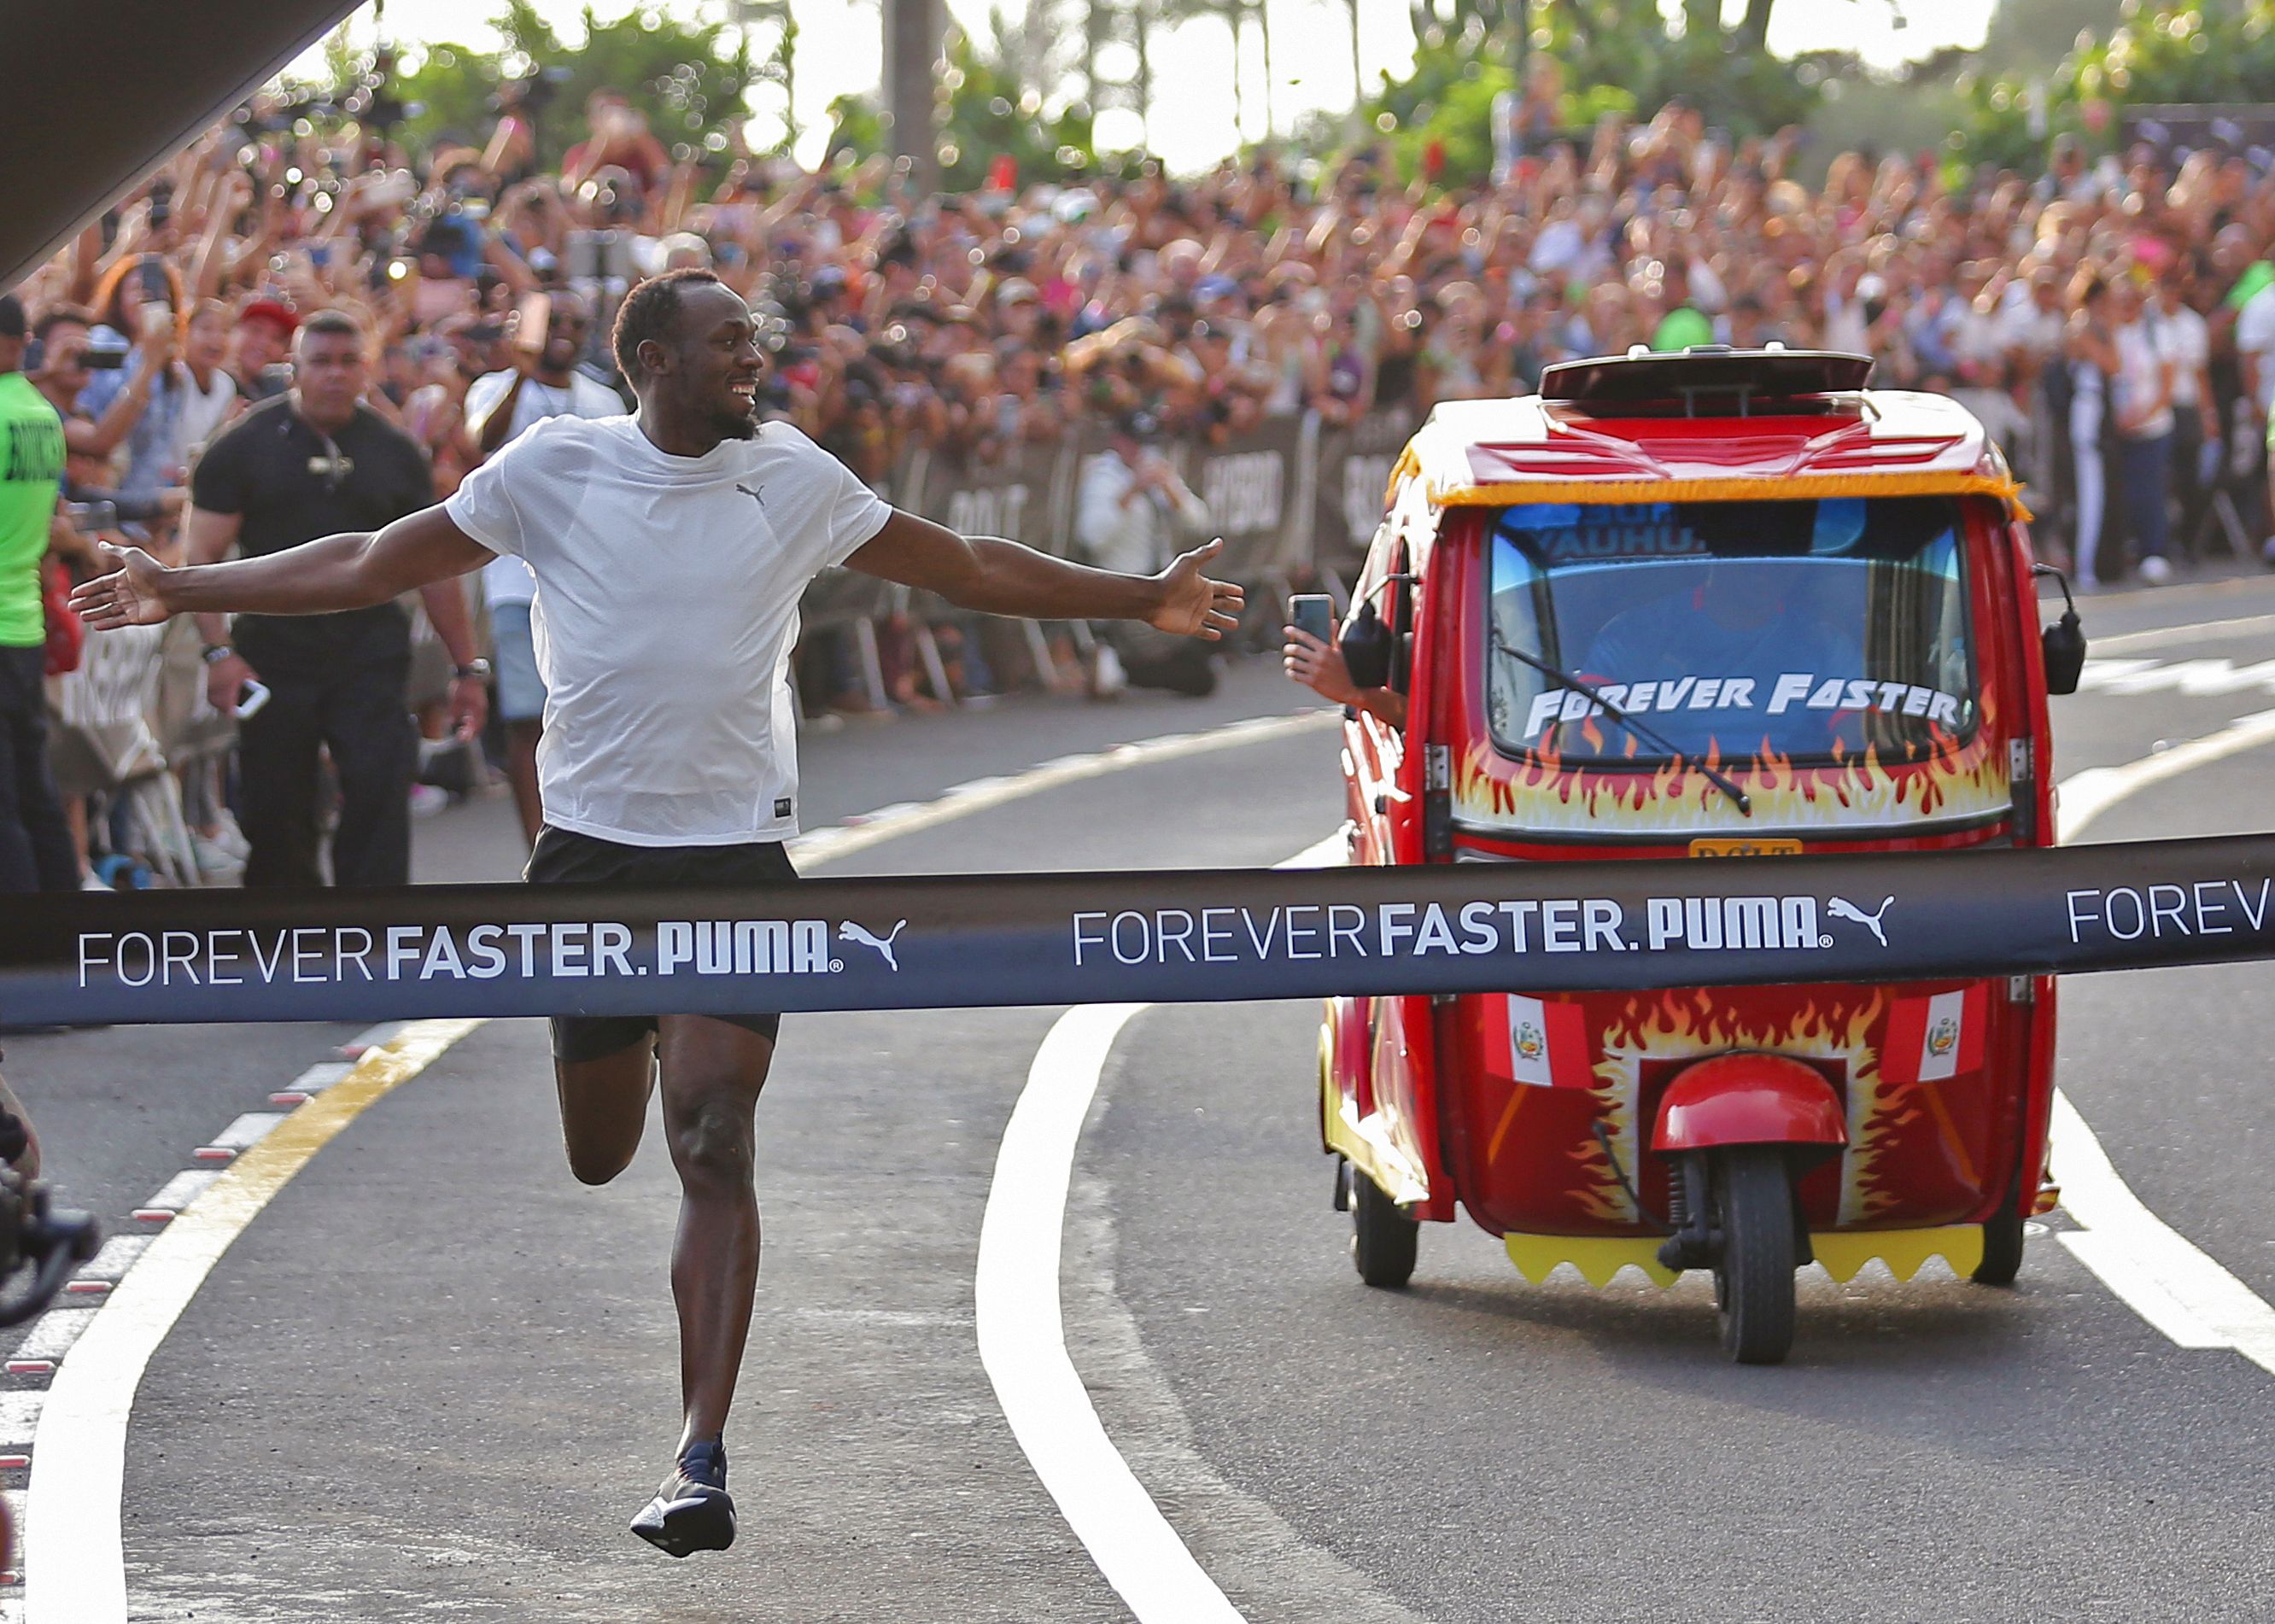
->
[1459,693,2008,838]
[1584,989,1904,1225]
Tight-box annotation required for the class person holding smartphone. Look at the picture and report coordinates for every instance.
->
[1283,593,1407,729]
[465,290,622,845]
[181,310,486,889]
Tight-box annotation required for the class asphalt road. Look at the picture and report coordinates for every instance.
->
[9,576,2275,1621]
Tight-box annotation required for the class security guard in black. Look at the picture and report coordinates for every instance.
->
[190,391,432,887]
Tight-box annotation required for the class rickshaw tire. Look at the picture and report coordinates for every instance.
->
[1973,1204,2027,1286]
[1351,1170,1418,1288]
[1714,1148,1798,1365]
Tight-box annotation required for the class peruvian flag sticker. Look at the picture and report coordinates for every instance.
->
[1501,994,1593,1089]
[1883,987,1987,1084]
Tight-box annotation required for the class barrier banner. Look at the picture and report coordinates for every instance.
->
[916,441,1067,555]
[6,834,2275,1028]
[1313,406,1415,569]
[1188,416,1307,579]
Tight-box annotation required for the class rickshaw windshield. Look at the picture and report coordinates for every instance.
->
[1484,496,1977,766]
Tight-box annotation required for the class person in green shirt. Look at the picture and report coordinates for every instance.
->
[0,295,79,893]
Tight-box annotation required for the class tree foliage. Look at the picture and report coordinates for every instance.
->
[826,27,1100,190]
[361,2,756,168]
[1959,0,2269,170]
[1365,1,1822,188]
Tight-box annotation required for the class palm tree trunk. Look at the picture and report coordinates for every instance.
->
[1258,0,1276,137]
[1347,0,1365,124]
[1223,0,1247,140]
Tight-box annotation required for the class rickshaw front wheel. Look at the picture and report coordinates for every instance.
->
[1351,1169,1418,1289]
[1711,1148,1798,1364]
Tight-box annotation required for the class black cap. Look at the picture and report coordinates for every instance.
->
[0,295,24,340]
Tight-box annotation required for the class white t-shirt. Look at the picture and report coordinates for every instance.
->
[2236,284,2275,412]
[2152,303,2208,410]
[173,365,237,465]
[443,414,893,846]
[2114,319,2173,439]
[464,367,624,609]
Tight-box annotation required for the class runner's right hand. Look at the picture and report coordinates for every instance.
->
[67,541,176,630]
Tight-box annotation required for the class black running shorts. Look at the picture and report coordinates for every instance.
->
[523,824,797,1063]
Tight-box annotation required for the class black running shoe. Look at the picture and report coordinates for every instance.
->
[629,1440,736,1557]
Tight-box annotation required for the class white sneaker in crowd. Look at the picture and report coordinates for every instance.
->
[205,811,249,860]
[409,784,452,820]
[80,872,112,891]
[2138,555,2173,586]
[191,835,243,875]
[1091,643,1127,700]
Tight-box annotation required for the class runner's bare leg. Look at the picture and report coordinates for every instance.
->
[655,1014,775,1451]
[553,1039,656,1186]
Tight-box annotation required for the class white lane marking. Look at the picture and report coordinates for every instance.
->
[978,832,1344,1622]
[2074,657,2275,697]
[202,1113,285,1152]
[2091,612,2275,654]
[791,710,1336,867]
[20,704,1336,1619]
[2054,714,2275,1373]
[977,1005,1243,1621]
[24,1020,477,1624]
[2058,705,2275,840]
[0,1395,41,1451]
[137,1171,219,1213]
[71,1236,149,1282]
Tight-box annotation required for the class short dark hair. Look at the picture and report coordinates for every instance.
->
[611,268,725,384]
[0,296,23,341]
[32,304,94,345]
[296,308,366,346]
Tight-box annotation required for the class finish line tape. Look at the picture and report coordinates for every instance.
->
[5,833,2273,1028]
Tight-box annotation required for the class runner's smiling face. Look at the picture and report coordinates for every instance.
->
[648,281,769,443]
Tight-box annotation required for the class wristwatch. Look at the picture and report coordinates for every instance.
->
[200,644,235,666]
[453,659,493,681]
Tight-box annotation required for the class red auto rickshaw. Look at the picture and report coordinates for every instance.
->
[1319,348,2087,1362]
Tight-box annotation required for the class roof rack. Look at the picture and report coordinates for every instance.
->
[1538,345,1874,418]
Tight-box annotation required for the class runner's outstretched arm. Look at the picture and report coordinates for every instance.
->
[66,505,498,629]
[845,510,1244,638]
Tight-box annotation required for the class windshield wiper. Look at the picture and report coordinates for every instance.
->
[1489,632,1752,815]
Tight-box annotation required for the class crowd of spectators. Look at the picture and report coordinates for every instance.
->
[12,69,2275,897]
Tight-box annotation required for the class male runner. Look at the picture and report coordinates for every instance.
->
[70,268,1243,1557]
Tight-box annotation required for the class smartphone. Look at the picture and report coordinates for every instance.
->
[1290,593,1336,646]
[515,290,552,356]
[235,680,271,721]
[63,500,118,534]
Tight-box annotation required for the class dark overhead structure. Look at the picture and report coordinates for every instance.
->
[0,0,359,289]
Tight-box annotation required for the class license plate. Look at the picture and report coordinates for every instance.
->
[1688,837,1803,857]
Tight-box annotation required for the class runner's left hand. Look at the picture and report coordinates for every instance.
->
[1149,537,1245,640]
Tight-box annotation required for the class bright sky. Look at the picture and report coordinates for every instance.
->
[290,0,1997,174]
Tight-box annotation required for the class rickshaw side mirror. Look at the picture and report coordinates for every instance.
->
[2032,563,2086,695]
[2042,611,2086,695]
[1342,599,1396,692]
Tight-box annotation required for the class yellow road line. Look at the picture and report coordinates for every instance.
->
[26,1019,482,1624]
